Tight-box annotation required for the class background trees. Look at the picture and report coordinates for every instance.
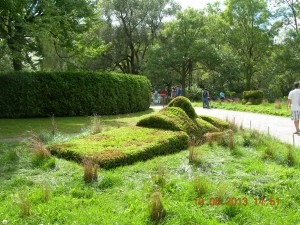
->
[0,0,299,99]
[97,0,179,74]
[0,0,99,71]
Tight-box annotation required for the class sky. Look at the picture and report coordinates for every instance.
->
[175,0,224,10]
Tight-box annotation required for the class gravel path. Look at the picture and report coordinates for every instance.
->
[151,105,300,147]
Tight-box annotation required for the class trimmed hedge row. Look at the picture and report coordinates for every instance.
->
[0,72,151,118]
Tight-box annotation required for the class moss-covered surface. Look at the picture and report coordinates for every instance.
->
[168,96,197,119]
[48,127,188,169]
[199,115,230,130]
[138,98,229,139]
[195,118,219,133]
[47,98,229,169]
[137,107,205,138]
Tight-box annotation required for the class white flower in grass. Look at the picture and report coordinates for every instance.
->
[2,220,8,225]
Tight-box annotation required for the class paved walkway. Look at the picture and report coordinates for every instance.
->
[151,106,300,147]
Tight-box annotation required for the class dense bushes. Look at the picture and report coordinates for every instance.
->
[0,72,151,118]
[243,90,263,105]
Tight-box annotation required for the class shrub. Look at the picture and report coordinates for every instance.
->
[189,147,206,166]
[243,90,263,105]
[203,132,225,146]
[150,191,165,221]
[185,85,202,101]
[90,114,102,134]
[41,183,51,202]
[193,175,211,196]
[0,72,151,118]
[17,193,31,217]
[83,158,98,182]
[151,167,166,186]
[167,96,197,119]
[286,147,297,166]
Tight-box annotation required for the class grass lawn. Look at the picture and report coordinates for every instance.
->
[193,101,290,117]
[0,109,156,139]
[1,110,300,224]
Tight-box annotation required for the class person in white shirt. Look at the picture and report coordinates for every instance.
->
[287,82,300,134]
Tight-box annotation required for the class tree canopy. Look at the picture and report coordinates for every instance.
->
[0,0,299,99]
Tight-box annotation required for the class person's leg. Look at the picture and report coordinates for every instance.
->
[204,98,208,108]
[294,120,299,132]
[207,99,210,109]
[292,111,300,133]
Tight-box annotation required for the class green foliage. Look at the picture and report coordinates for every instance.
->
[0,0,97,71]
[167,96,197,119]
[137,107,203,138]
[193,175,211,195]
[199,115,230,130]
[99,0,179,74]
[204,101,290,117]
[48,127,188,169]
[2,118,300,224]
[185,85,203,101]
[0,72,151,118]
[150,191,165,221]
[243,90,264,105]
[195,118,220,133]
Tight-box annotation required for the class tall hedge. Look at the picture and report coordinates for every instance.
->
[0,72,151,118]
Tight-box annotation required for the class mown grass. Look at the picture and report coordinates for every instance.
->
[1,112,300,224]
[0,109,156,139]
[193,101,290,117]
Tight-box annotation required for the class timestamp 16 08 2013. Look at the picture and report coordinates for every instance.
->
[194,197,280,206]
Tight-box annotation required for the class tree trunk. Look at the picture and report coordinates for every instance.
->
[7,39,23,71]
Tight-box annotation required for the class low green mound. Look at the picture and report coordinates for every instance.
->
[48,127,188,169]
[137,107,204,138]
[167,96,197,119]
[195,118,219,133]
[199,115,230,130]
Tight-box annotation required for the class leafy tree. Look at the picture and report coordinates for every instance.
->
[146,9,220,93]
[98,0,179,74]
[0,0,96,71]
[223,0,273,90]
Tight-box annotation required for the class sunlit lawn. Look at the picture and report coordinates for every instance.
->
[0,109,156,139]
[193,101,290,117]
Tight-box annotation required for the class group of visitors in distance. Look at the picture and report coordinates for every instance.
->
[151,85,224,110]
[151,81,300,136]
[152,85,183,105]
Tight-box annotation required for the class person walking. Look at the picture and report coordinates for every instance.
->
[287,82,300,134]
[176,85,183,97]
[220,91,225,101]
[202,88,210,109]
